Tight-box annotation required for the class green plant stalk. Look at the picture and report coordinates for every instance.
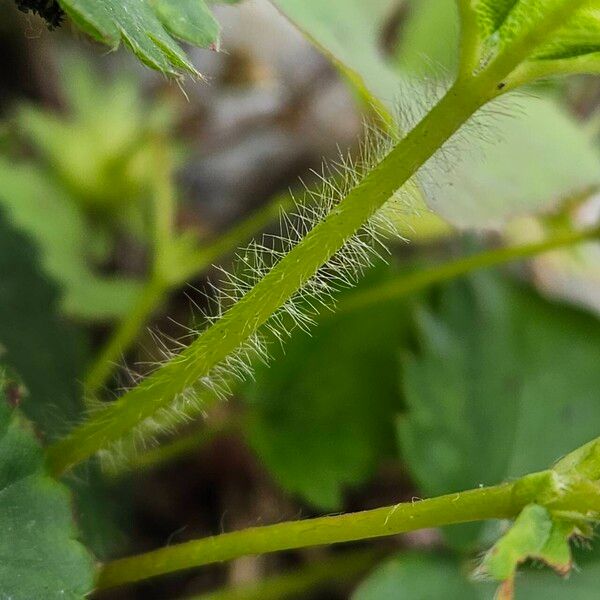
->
[84,190,294,396]
[47,75,495,476]
[96,482,516,589]
[98,451,600,592]
[109,417,237,477]
[48,0,578,475]
[189,548,385,600]
[84,277,169,395]
[337,225,600,314]
[116,224,600,476]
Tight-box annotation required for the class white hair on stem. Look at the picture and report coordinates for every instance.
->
[91,73,523,472]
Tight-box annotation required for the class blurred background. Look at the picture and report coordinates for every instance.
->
[1,0,600,598]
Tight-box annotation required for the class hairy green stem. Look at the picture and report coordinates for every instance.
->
[48,0,577,474]
[84,190,294,396]
[337,225,600,314]
[113,224,599,477]
[97,482,515,589]
[188,549,385,600]
[47,75,495,476]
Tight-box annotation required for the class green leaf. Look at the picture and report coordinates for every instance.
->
[463,0,600,82]
[244,275,408,510]
[17,60,176,215]
[275,0,600,231]
[392,1,600,228]
[272,0,401,107]
[395,0,460,75]
[352,549,600,600]
[0,376,94,599]
[57,0,228,76]
[0,208,87,436]
[352,553,485,600]
[152,0,220,49]
[481,504,573,582]
[0,208,127,558]
[398,272,600,547]
[0,158,141,320]
[421,94,600,229]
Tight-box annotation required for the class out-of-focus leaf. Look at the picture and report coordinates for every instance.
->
[352,549,600,600]
[17,60,177,216]
[0,208,87,436]
[0,159,141,320]
[505,202,600,318]
[272,0,401,106]
[0,209,127,557]
[398,272,600,548]
[56,0,221,76]
[244,275,408,510]
[352,553,484,600]
[395,0,460,75]
[421,94,600,229]
[0,376,94,599]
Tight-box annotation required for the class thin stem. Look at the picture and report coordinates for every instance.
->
[96,480,525,590]
[177,190,295,284]
[92,436,600,590]
[456,0,481,79]
[337,225,600,314]
[84,189,294,396]
[83,277,168,395]
[108,418,238,477]
[188,549,385,600]
[47,75,495,476]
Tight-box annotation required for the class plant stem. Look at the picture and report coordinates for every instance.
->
[95,480,526,589]
[92,436,600,589]
[83,277,168,395]
[178,190,294,284]
[47,75,495,476]
[115,224,599,477]
[108,417,238,477]
[188,549,385,600]
[337,225,600,314]
[83,189,293,396]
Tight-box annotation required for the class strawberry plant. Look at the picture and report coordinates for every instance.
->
[3,0,600,598]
